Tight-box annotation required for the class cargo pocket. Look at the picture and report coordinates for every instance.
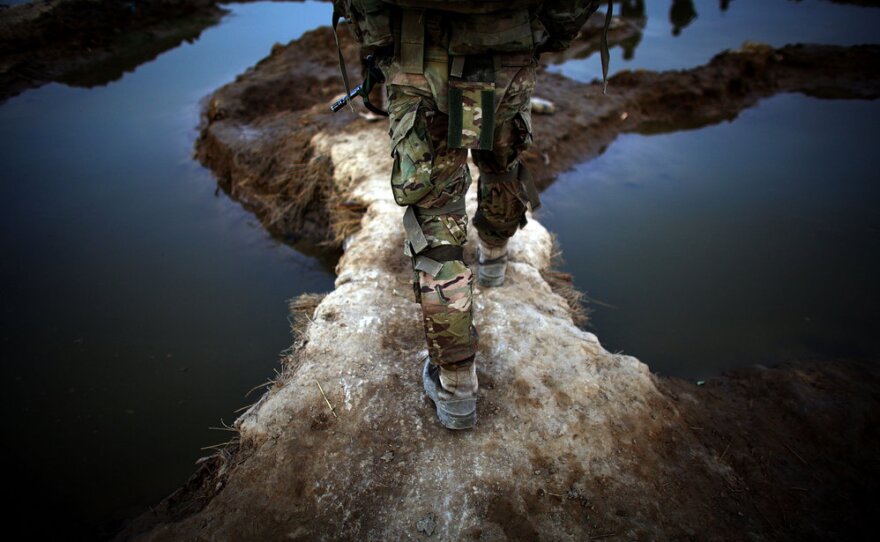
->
[390,103,435,206]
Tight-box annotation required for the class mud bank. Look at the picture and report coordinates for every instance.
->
[0,0,229,102]
[195,24,880,247]
[115,23,880,539]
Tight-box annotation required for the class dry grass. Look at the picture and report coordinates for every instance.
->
[540,233,590,328]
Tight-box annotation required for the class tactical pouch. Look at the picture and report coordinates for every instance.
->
[447,9,534,55]
[448,79,495,150]
[349,0,394,49]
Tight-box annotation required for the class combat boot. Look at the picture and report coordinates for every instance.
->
[477,239,508,287]
[423,357,478,430]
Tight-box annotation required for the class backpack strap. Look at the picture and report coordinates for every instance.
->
[332,6,354,111]
[400,9,425,74]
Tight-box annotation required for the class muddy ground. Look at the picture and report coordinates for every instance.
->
[108,15,880,541]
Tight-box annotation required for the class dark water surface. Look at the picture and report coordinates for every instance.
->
[554,0,880,81]
[538,0,880,378]
[538,94,880,377]
[0,1,331,537]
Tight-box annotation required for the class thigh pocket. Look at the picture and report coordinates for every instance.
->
[390,104,434,206]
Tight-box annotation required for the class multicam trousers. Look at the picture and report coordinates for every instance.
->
[381,50,537,366]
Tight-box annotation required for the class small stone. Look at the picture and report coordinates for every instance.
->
[416,513,436,536]
[381,451,394,463]
[530,96,556,115]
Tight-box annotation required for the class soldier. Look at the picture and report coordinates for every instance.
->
[334,0,608,429]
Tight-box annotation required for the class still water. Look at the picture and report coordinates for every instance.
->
[537,0,880,377]
[0,1,332,538]
[554,0,880,81]
[539,96,880,377]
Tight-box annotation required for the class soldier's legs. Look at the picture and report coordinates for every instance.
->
[386,83,479,427]
[471,62,537,285]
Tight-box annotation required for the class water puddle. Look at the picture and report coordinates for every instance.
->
[0,1,331,536]
[537,93,880,377]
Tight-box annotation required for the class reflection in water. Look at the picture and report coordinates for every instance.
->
[554,0,880,82]
[670,0,698,35]
[619,0,647,59]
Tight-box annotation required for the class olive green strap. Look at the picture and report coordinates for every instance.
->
[413,255,443,277]
[400,9,425,74]
[450,55,465,78]
[448,85,463,148]
[403,205,429,254]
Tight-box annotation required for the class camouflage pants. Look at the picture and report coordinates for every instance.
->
[383,54,537,366]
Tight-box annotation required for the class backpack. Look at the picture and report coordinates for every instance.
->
[331,0,613,107]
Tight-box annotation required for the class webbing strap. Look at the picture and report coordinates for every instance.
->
[403,205,429,254]
[480,89,495,150]
[450,56,465,78]
[448,85,463,148]
[414,197,467,217]
[601,0,613,95]
[423,245,464,262]
[414,255,443,277]
[332,9,353,113]
[400,9,425,74]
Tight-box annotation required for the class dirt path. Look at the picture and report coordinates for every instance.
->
[115,22,880,542]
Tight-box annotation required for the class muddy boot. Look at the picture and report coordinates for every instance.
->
[477,240,508,287]
[422,357,478,430]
